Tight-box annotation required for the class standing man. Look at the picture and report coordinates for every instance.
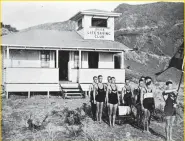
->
[134,78,145,127]
[162,80,177,141]
[105,76,112,91]
[89,76,98,121]
[104,76,112,119]
[93,75,106,123]
[106,77,120,127]
[141,76,155,133]
[122,78,133,107]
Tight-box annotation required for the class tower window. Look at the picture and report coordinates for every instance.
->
[77,19,82,29]
[92,18,107,28]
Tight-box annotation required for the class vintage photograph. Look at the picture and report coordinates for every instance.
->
[1,1,184,141]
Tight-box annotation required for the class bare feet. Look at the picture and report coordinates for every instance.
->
[146,130,151,134]
[143,130,150,134]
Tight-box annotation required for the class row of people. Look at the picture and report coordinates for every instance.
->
[134,76,177,141]
[88,75,155,128]
[88,75,178,141]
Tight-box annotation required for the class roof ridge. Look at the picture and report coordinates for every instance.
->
[74,30,84,40]
[83,9,110,13]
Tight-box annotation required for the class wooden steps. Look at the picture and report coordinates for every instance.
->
[60,83,83,99]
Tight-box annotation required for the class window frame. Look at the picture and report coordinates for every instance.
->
[74,51,79,69]
[40,50,50,68]
[113,54,121,69]
[77,18,83,30]
[91,18,108,28]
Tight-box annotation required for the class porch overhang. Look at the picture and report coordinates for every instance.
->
[1,44,132,53]
[2,29,131,52]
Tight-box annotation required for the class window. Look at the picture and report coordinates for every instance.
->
[88,52,99,68]
[77,19,82,29]
[40,50,50,67]
[92,18,107,27]
[74,52,79,69]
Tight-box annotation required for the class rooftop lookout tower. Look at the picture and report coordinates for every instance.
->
[70,9,122,41]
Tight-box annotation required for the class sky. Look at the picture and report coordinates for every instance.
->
[2,1,155,30]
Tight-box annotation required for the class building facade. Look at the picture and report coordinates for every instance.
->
[1,9,130,98]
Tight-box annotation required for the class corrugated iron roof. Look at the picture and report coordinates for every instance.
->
[69,9,121,21]
[83,9,110,13]
[2,29,129,51]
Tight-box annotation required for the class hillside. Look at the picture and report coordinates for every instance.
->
[22,20,76,32]
[114,2,184,56]
[114,2,184,83]
[1,23,19,36]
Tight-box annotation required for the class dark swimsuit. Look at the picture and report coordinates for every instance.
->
[108,85,118,105]
[124,86,132,106]
[135,87,142,123]
[135,87,141,105]
[164,92,177,116]
[95,84,106,102]
[143,89,155,113]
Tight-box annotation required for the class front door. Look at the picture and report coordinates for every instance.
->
[88,52,99,68]
[59,51,69,81]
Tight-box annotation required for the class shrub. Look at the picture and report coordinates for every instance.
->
[64,107,86,125]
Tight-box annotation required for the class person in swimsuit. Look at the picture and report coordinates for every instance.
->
[141,76,155,133]
[105,76,112,97]
[93,75,106,123]
[106,77,120,127]
[122,78,133,107]
[162,80,178,141]
[104,76,112,119]
[105,76,112,88]
[89,76,98,121]
[134,78,145,127]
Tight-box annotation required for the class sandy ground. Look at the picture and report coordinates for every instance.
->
[2,93,184,141]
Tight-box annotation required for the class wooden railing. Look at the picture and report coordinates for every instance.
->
[6,67,59,84]
[78,68,125,83]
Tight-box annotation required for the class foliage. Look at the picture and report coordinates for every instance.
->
[1,22,19,36]
[63,107,86,125]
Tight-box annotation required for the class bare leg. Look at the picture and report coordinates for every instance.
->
[143,109,147,131]
[136,105,141,126]
[169,116,175,141]
[112,104,118,127]
[139,106,143,127]
[143,111,146,131]
[165,117,170,141]
[96,102,100,121]
[99,102,104,123]
[108,104,113,126]
[146,110,150,132]
[143,109,150,132]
